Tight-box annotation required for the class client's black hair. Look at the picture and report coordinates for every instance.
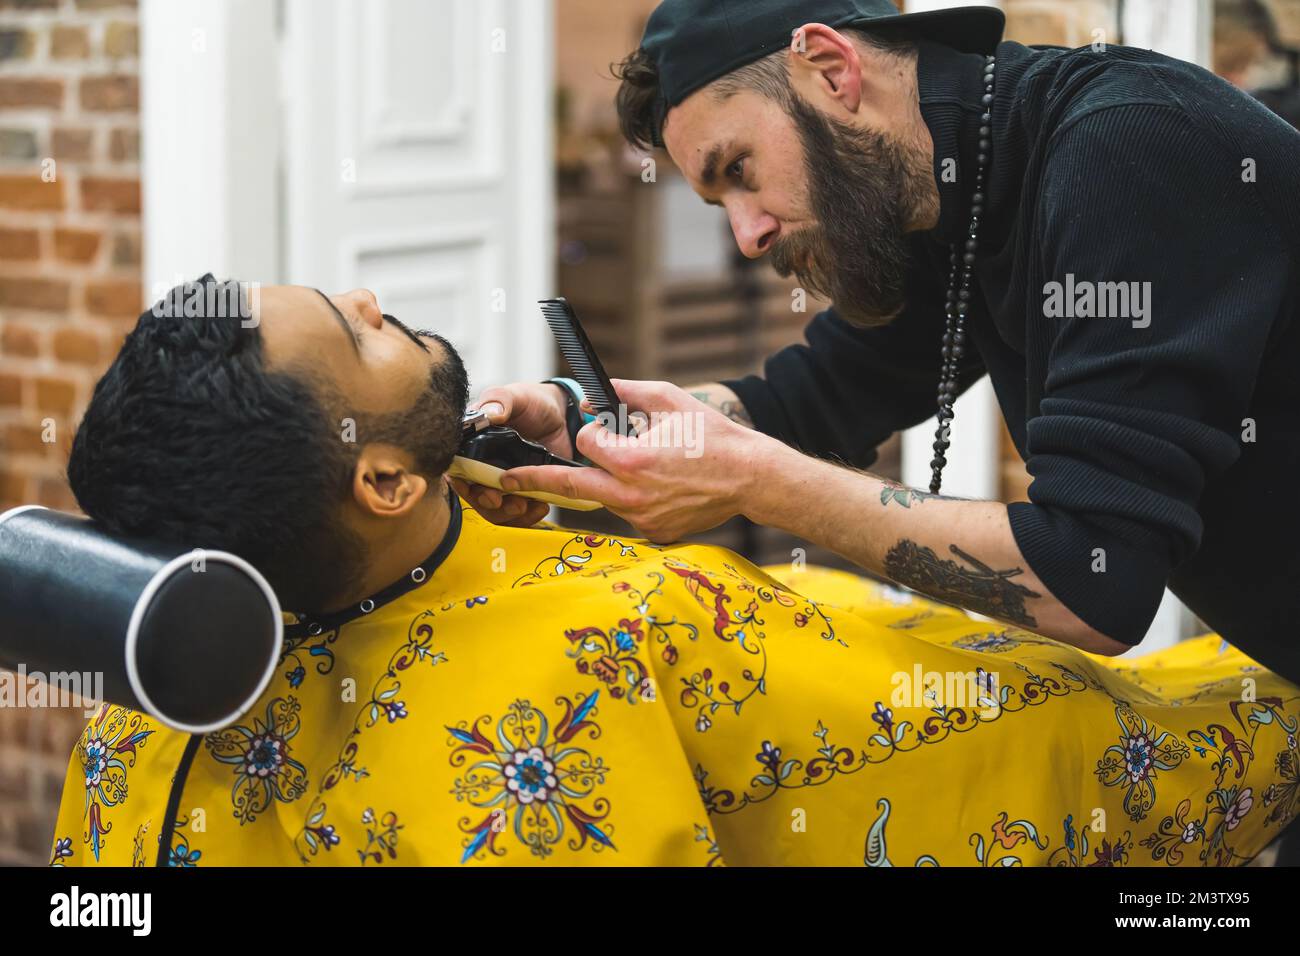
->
[67,274,467,613]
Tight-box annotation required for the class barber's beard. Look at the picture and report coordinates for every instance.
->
[770,92,929,328]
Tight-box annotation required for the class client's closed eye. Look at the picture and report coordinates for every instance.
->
[382,313,433,353]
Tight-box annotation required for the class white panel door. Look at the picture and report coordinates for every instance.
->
[282,0,553,390]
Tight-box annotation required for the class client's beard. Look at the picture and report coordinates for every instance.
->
[326,332,469,609]
[361,331,469,479]
[769,92,929,328]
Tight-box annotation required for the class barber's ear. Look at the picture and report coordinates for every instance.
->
[350,444,429,518]
[788,23,863,113]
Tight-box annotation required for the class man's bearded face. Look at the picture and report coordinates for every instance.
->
[769,91,927,327]
[360,326,469,481]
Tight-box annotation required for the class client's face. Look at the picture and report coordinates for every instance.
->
[256,285,448,417]
[254,284,469,511]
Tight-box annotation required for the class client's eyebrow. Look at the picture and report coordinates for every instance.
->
[313,288,360,357]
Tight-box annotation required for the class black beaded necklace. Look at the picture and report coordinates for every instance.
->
[929,52,995,495]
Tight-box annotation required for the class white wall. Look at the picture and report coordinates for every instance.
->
[139,0,280,294]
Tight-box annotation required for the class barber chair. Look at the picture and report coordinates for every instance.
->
[0,505,281,733]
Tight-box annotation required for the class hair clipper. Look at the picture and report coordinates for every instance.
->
[449,408,601,511]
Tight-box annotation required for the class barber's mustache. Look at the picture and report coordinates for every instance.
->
[770,230,814,275]
[769,228,836,299]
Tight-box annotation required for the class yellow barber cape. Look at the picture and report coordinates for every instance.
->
[51,493,1300,866]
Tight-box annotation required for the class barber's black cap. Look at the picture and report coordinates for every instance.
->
[640,0,1005,145]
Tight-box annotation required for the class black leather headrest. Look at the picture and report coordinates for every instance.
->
[0,506,281,732]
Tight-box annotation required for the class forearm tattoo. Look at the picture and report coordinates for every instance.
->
[883,539,1041,628]
[690,390,754,428]
[878,478,945,508]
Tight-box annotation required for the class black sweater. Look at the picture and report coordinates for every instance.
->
[724,40,1300,682]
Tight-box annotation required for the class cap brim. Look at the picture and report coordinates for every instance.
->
[850,5,1005,56]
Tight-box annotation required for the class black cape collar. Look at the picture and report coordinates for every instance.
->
[284,487,463,640]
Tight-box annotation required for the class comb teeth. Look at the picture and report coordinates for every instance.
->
[539,298,621,425]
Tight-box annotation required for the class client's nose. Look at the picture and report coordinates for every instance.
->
[339,288,383,328]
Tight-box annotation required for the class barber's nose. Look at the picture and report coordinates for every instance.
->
[339,288,383,328]
[728,208,778,259]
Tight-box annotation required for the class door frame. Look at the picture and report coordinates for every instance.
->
[140,0,554,389]
[140,0,281,291]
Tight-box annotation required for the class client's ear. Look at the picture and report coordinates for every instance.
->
[350,443,429,518]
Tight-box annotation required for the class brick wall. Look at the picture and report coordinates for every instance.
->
[0,0,140,866]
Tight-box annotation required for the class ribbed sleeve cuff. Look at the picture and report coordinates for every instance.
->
[1007,501,1166,646]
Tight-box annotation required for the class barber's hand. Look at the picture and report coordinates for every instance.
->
[449,381,570,527]
[499,379,767,543]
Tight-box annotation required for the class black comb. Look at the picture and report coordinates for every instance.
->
[539,297,627,435]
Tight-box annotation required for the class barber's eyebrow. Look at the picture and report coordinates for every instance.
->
[313,288,360,357]
[698,141,732,207]
[698,141,731,187]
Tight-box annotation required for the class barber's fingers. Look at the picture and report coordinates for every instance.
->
[607,378,690,411]
[471,383,571,457]
[572,420,624,471]
[570,420,660,476]
[501,463,629,509]
[469,386,512,424]
[496,498,551,527]
[450,477,500,510]
[449,478,549,527]
[471,381,553,424]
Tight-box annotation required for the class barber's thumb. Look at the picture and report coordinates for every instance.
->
[470,392,508,423]
[573,419,617,464]
[609,377,678,409]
